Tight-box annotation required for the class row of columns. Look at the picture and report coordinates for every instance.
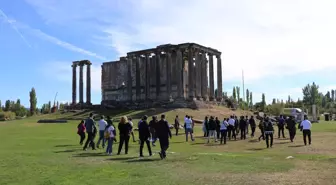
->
[72,61,92,105]
[126,47,223,102]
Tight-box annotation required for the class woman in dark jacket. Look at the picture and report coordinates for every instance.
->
[117,116,132,155]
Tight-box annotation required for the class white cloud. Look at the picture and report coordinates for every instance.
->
[0,8,32,48]
[24,0,336,102]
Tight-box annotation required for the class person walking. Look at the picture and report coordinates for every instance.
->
[128,117,137,142]
[184,116,194,142]
[174,115,180,136]
[117,116,132,155]
[215,117,221,139]
[228,116,236,140]
[220,118,229,144]
[249,116,256,137]
[203,116,209,137]
[234,116,240,135]
[245,115,249,134]
[106,116,117,142]
[286,116,297,142]
[97,116,107,149]
[138,115,152,157]
[77,120,86,145]
[207,116,217,143]
[258,118,265,141]
[155,114,172,159]
[277,115,286,138]
[83,113,97,151]
[239,116,247,140]
[149,116,158,146]
[105,121,116,155]
[264,117,274,148]
[300,115,312,145]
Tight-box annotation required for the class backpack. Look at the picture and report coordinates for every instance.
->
[104,126,110,139]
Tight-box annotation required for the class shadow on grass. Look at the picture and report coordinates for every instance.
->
[288,145,305,148]
[248,139,260,143]
[246,148,266,151]
[73,152,107,157]
[171,141,186,144]
[277,141,291,145]
[106,156,139,161]
[54,149,78,153]
[125,158,161,163]
[55,144,76,147]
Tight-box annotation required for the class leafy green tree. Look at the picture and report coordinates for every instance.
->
[332,90,335,102]
[272,98,276,104]
[29,88,37,115]
[0,100,2,111]
[48,101,51,113]
[261,93,266,111]
[246,89,250,104]
[236,86,240,103]
[302,82,320,106]
[232,87,236,101]
[5,100,10,111]
[249,92,253,108]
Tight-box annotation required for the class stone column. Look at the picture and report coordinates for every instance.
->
[127,56,133,101]
[145,54,150,100]
[72,64,77,105]
[208,53,215,101]
[216,54,223,101]
[79,63,84,103]
[156,52,161,98]
[166,51,172,99]
[176,49,183,98]
[201,53,208,100]
[188,47,195,99]
[195,52,202,100]
[135,56,141,101]
[86,63,91,104]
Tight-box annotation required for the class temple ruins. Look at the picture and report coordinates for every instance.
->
[71,43,223,108]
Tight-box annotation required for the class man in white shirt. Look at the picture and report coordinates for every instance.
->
[184,116,194,142]
[300,115,312,145]
[228,116,236,140]
[97,116,107,148]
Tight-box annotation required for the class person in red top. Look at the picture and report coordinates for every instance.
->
[77,120,86,145]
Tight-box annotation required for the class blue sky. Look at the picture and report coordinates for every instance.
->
[1,0,336,108]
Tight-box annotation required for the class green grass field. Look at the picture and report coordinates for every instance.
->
[1,110,336,185]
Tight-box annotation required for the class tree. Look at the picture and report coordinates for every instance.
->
[249,92,253,108]
[236,86,240,103]
[48,101,51,113]
[272,98,276,105]
[232,87,236,101]
[246,89,250,104]
[56,101,59,110]
[332,90,335,102]
[29,88,37,115]
[302,82,320,106]
[261,93,266,111]
[0,100,2,111]
[5,100,10,111]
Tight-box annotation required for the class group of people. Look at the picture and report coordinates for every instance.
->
[76,112,313,158]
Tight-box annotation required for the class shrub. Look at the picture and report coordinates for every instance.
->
[0,111,16,120]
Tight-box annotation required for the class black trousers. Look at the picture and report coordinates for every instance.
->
[216,129,221,139]
[117,135,130,154]
[220,130,227,144]
[83,132,95,150]
[140,138,152,156]
[302,129,311,145]
[175,128,179,136]
[79,132,85,145]
[258,129,265,140]
[159,137,169,158]
[228,126,236,140]
[204,130,209,137]
[251,127,256,137]
[278,126,285,138]
[265,133,273,148]
[289,128,296,142]
[240,128,246,140]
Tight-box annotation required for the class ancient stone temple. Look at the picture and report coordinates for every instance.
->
[100,43,223,108]
[71,60,92,106]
